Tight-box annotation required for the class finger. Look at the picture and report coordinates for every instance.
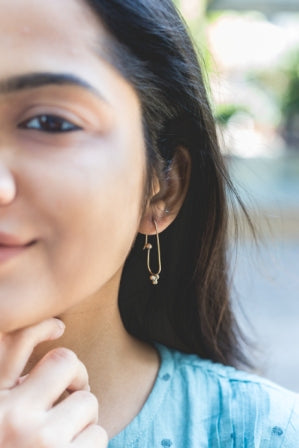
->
[46,390,98,444]
[71,424,108,448]
[15,347,89,409]
[0,318,65,389]
[15,374,29,386]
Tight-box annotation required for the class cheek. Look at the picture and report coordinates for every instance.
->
[23,131,146,302]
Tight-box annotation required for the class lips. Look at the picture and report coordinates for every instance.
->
[0,233,36,263]
[0,232,34,247]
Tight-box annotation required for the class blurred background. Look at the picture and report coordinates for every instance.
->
[175,0,299,392]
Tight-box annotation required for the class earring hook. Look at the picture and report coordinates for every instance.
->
[143,219,161,285]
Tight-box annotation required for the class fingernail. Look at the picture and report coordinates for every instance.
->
[52,319,65,338]
[82,382,91,392]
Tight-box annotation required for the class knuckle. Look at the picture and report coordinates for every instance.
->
[76,390,99,412]
[47,347,78,364]
[83,424,108,445]
[32,427,57,448]
[2,407,31,436]
[76,359,89,379]
[93,425,108,443]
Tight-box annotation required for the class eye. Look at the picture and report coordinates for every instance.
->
[18,115,82,133]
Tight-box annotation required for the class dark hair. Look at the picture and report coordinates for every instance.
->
[85,0,251,368]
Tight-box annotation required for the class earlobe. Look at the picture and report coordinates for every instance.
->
[138,146,191,235]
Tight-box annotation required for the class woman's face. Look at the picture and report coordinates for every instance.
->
[0,0,147,331]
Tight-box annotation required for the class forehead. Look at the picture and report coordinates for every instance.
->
[0,0,99,41]
[0,0,105,80]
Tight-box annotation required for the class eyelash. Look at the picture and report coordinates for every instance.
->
[18,114,82,134]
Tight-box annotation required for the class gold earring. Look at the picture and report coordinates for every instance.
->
[143,220,161,285]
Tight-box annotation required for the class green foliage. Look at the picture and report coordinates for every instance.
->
[280,51,299,117]
[247,48,299,120]
[215,103,250,126]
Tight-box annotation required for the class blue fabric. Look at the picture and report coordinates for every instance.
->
[109,344,299,447]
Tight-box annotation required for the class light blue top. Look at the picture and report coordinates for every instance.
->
[109,344,299,447]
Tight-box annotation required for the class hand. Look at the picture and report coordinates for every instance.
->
[0,318,108,447]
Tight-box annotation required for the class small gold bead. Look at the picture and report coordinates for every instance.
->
[150,274,159,285]
[144,243,152,250]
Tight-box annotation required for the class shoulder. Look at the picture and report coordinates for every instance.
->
[157,344,299,447]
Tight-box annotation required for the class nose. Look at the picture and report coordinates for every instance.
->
[0,162,17,205]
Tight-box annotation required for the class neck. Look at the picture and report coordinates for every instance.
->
[25,276,160,438]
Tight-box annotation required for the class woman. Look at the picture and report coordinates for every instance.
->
[0,0,297,446]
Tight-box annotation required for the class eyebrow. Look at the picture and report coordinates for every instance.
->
[0,72,107,102]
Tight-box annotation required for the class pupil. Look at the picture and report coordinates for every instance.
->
[40,115,62,131]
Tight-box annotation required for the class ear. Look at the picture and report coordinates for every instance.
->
[138,146,191,235]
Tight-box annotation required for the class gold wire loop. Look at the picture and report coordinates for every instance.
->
[143,220,161,285]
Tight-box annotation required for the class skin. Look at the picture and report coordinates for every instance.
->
[0,0,189,444]
[0,0,147,333]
